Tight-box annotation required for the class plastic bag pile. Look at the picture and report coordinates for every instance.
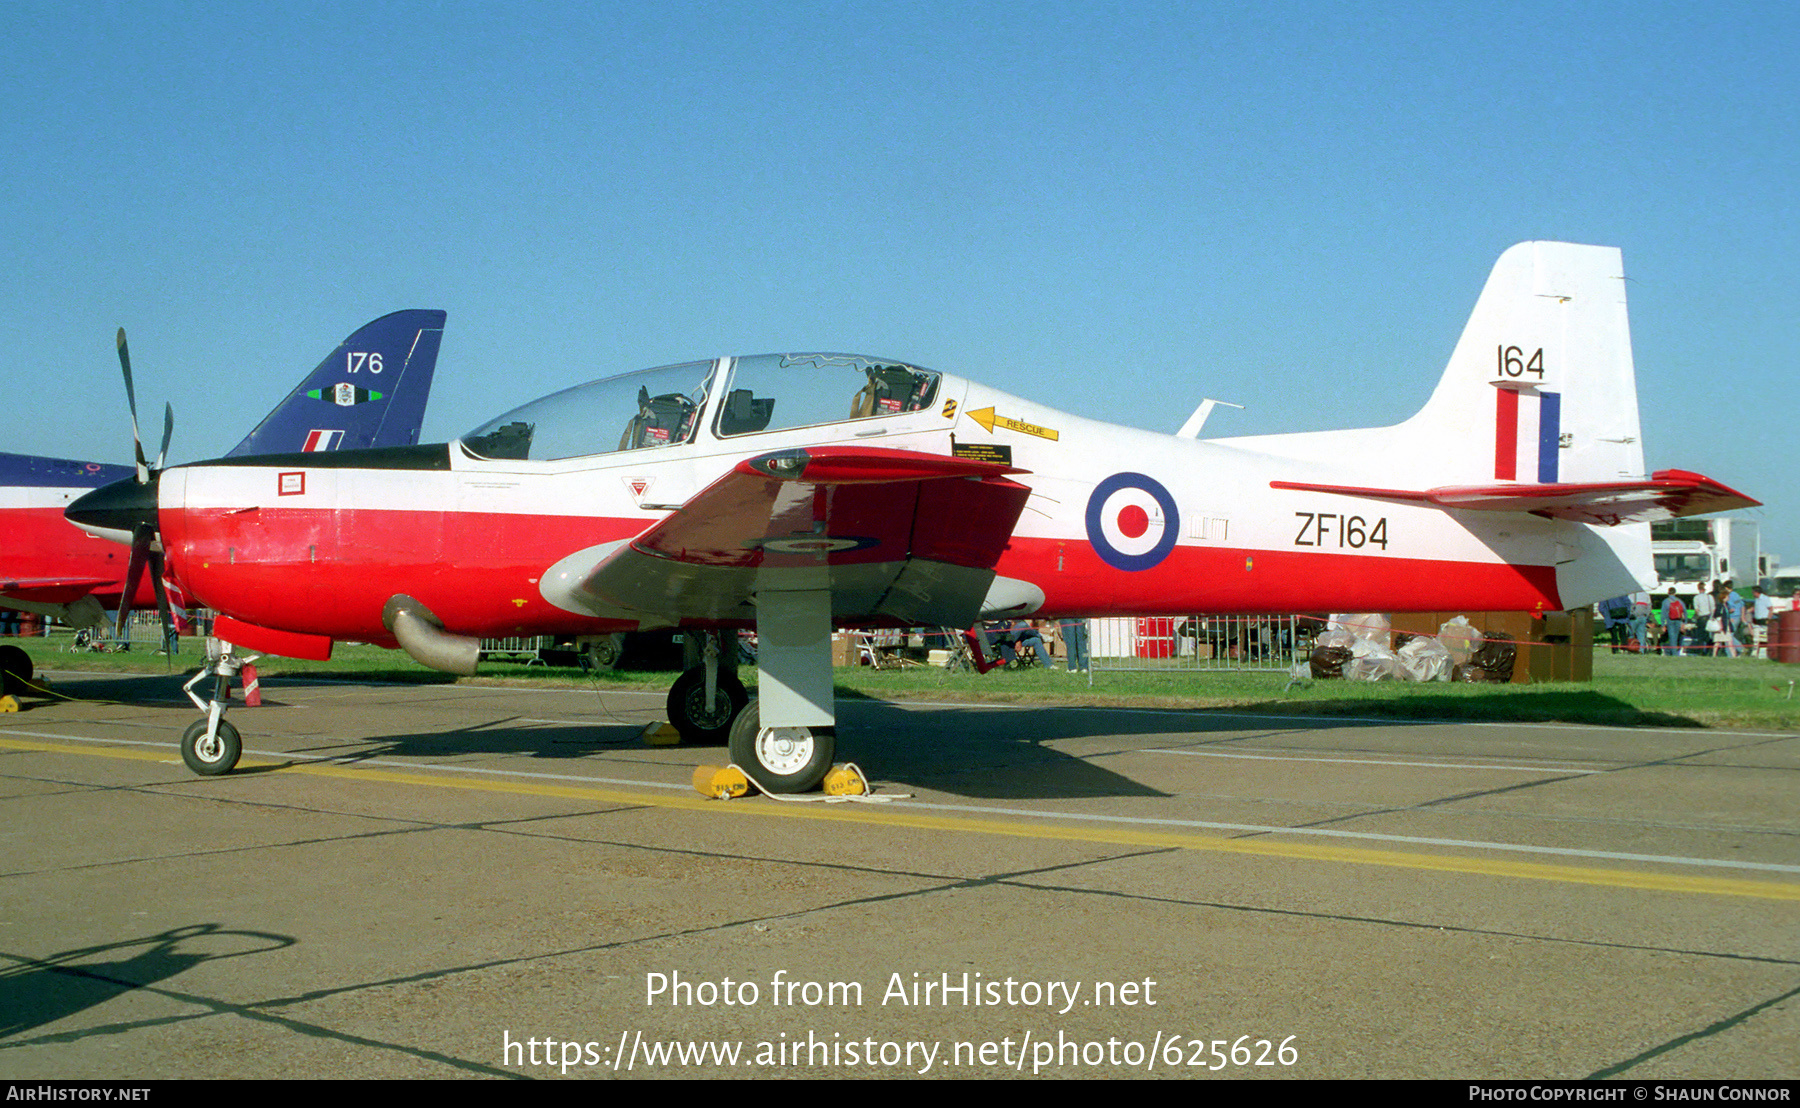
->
[1293,614,1515,683]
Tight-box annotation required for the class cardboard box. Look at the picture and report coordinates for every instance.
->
[1387,610,1593,683]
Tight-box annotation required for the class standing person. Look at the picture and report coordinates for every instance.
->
[1719,582,1746,658]
[1599,595,1631,653]
[1629,591,1652,654]
[1689,583,1716,656]
[1752,585,1773,657]
[1660,588,1686,657]
[1060,617,1090,674]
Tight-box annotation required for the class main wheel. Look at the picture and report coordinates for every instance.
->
[0,644,30,696]
[181,719,242,776]
[727,701,834,794]
[584,634,623,671]
[666,666,748,745]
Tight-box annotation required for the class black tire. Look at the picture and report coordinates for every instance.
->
[585,634,623,671]
[726,701,834,794]
[666,666,748,745]
[181,718,242,776]
[0,644,30,696]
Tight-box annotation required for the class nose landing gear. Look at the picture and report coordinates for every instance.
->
[178,641,255,776]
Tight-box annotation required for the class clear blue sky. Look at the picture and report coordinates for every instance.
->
[6,1,1794,559]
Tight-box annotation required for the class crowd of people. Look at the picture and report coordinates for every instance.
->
[974,619,1090,673]
[1598,582,1774,657]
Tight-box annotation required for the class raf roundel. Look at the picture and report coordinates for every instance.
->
[1085,473,1179,572]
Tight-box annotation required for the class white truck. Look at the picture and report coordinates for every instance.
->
[1650,516,1765,601]
[1763,565,1800,616]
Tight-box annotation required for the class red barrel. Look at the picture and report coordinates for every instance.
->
[1774,610,1800,664]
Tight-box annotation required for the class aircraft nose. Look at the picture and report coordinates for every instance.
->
[66,475,158,544]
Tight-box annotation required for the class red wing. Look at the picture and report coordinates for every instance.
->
[0,577,121,604]
[570,446,1031,626]
[1271,469,1759,526]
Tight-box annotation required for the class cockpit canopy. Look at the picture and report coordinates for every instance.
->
[461,353,941,462]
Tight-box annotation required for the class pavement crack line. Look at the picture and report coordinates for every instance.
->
[1586,979,1800,1079]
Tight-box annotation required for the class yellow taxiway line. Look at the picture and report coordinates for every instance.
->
[6,734,1798,903]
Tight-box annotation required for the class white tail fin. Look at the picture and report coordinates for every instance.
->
[1403,241,1645,486]
[1211,242,1754,605]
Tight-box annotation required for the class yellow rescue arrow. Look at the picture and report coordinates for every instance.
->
[967,406,1060,441]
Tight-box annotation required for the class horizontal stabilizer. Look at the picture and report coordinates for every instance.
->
[1270,469,1759,526]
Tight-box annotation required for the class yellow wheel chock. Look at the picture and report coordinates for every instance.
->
[692,764,753,799]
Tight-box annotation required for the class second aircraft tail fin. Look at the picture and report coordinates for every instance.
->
[226,309,446,457]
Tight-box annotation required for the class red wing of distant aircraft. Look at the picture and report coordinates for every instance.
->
[0,311,444,690]
[67,244,1758,790]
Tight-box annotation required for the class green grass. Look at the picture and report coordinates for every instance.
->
[16,631,1800,732]
[832,652,1800,731]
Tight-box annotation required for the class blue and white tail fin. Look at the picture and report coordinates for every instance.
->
[226,309,446,456]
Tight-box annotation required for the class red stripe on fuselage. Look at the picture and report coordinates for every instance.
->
[163,505,650,639]
[163,499,1563,640]
[0,506,150,607]
[994,535,1561,615]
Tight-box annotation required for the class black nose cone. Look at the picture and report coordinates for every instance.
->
[66,476,158,541]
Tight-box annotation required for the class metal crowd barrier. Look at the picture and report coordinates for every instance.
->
[479,636,556,664]
[1086,615,1311,674]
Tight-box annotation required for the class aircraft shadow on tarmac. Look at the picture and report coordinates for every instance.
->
[33,672,1698,800]
[268,686,1685,802]
[0,924,295,1040]
[274,712,1167,801]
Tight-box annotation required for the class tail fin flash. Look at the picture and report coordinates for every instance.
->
[226,309,446,457]
[1406,242,1643,486]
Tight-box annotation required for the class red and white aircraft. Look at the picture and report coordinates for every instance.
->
[2,311,444,690]
[68,242,1756,789]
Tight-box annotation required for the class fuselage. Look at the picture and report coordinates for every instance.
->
[0,452,151,612]
[141,354,1629,651]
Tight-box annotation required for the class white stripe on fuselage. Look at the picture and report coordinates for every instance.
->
[0,485,95,511]
[168,377,1570,576]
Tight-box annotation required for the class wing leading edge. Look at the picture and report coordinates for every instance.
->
[544,446,1031,627]
[1270,469,1759,526]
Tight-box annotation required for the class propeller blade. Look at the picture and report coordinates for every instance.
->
[157,402,174,471]
[118,328,149,484]
[149,549,176,655]
[115,522,153,638]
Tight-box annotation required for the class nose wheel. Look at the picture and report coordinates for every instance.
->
[727,701,834,794]
[181,718,242,776]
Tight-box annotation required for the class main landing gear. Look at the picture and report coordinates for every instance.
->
[666,665,747,745]
[665,631,748,745]
[0,644,32,698]
[726,701,834,795]
[178,640,253,776]
[662,600,840,795]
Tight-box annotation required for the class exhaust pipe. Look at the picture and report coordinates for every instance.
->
[382,595,480,676]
